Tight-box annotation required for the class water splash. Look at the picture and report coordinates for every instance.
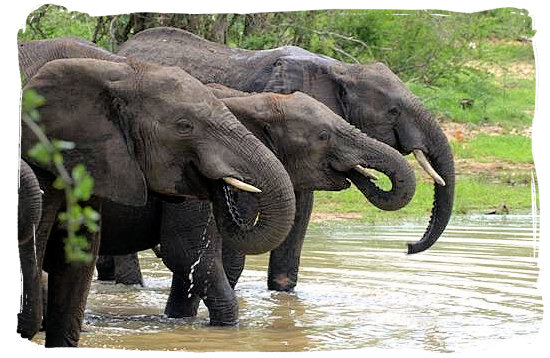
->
[187,213,212,298]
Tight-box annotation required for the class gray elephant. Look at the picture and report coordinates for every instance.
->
[116,27,455,291]
[17,159,43,338]
[19,38,297,346]
[97,83,417,321]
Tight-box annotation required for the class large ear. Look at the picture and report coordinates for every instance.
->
[206,83,254,99]
[220,94,284,155]
[264,56,345,116]
[220,93,287,123]
[21,58,147,206]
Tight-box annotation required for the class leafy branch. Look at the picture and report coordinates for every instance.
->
[21,88,99,263]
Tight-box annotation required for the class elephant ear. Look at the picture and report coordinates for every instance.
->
[220,94,283,155]
[263,55,345,117]
[206,83,253,99]
[21,58,147,206]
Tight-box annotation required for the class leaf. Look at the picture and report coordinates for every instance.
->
[73,174,94,201]
[83,206,100,221]
[28,143,51,164]
[22,89,46,112]
[52,177,67,190]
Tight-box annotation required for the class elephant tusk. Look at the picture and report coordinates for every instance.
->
[413,149,446,186]
[354,165,379,181]
[222,177,262,193]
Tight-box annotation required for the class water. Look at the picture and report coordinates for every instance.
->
[32,215,543,352]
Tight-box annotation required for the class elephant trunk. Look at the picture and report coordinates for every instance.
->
[335,126,416,211]
[396,101,455,254]
[407,119,455,254]
[208,119,296,255]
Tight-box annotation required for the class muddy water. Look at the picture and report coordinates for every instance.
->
[34,215,542,352]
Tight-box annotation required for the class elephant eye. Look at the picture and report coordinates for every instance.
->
[388,107,400,117]
[176,119,194,134]
[318,130,330,141]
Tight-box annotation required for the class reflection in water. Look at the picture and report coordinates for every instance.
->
[32,215,543,352]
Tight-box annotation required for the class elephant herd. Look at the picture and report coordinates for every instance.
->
[17,27,454,347]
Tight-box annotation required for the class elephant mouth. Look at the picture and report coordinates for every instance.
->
[218,183,260,228]
[178,162,263,200]
[180,162,262,228]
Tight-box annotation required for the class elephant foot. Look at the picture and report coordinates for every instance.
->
[114,254,144,286]
[164,292,201,318]
[209,319,239,327]
[17,312,41,339]
[45,333,79,348]
[95,255,115,281]
[207,305,239,326]
[204,287,239,326]
[268,273,296,292]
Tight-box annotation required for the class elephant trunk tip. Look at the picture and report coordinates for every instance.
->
[407,241,428,255]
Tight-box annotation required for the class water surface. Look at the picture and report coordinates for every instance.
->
[33,214,543,352]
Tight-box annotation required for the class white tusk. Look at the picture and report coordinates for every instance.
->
[354,165,379,181]
[413,149,446,186]
[222,177,262,193]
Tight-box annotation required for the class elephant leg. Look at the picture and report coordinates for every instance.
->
[267,191,314,292]
[43,200,101,347]
[97,254,143,285]
[113,253,143,286]
[17,236,42,339]
[95,255,115,281]
[161,200,238,325]
[164,273,201,318]
[201,253,239,326]
[18,182,64,337]
[221,244,246,289]
[165,260,238,325]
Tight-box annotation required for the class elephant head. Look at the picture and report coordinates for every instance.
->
[20,57,296,255]
[207,84,416,211]
[264,55,454,254]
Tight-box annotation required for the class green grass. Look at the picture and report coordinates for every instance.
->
[409,74,535,129]
[451,134,533,163]
[475,41,535,65]
[313,172,536,223]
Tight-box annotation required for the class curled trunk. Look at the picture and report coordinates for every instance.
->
[208,121,296,255]
[334,126,416,212]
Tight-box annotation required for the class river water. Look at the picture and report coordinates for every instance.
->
[32,214,543,352]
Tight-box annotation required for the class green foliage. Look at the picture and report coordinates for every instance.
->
[17,6,534,86]
[18,5,98,43]
[21,88,99,264]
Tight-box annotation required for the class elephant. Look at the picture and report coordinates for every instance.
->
[17,159,43,338]
[18,38,297,346]
[117,27,455,292]
[97,83,417,321]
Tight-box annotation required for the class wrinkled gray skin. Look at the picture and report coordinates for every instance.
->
[17,160,43,339]
[117,27,455,291]
[98,84,417,320]
[18,38,296,346]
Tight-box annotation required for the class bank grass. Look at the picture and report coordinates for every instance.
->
[451,134,533,163]
[408,74,535,130]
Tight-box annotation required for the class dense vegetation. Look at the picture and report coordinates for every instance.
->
[18,5,537,222]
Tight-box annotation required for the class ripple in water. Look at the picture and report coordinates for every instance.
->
[33,215,542,352]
